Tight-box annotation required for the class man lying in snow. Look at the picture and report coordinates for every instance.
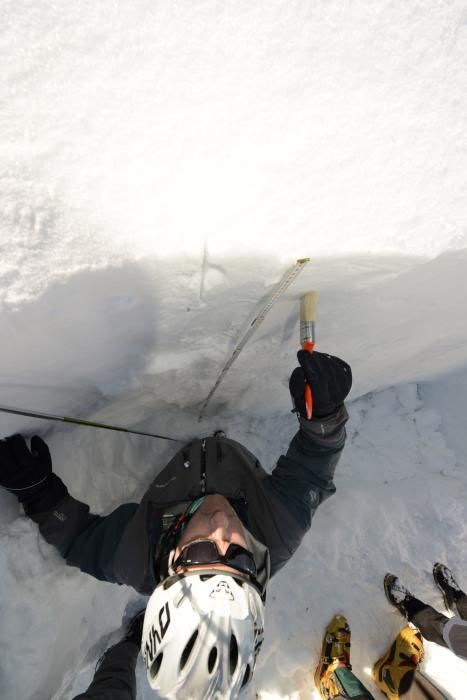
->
[0,350,351,699]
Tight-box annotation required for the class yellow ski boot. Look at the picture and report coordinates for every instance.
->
[314,614,351,700]
[372,624,424,700]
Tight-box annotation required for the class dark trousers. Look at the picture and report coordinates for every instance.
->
[72,639,139,700]
[405,593,467,648]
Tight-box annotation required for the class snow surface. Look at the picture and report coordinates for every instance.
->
[1,1,467,698]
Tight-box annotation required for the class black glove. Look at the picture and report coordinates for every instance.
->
[122,609,146,646]
[289,350,352,419]
[0,434,67,513]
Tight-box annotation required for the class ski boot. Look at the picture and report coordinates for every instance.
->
[433,562,464,615]
[314,614,351,699]
[372,624,424,700]
[384,574,415,618]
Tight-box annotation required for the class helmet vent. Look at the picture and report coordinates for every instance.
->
[229,635,239,675]
[180,630,198,671]
[241,664,251,688]
[208,646,218,673]
[150,653,163,680]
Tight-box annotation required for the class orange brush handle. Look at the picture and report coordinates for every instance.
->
[304,383,313,419]
[301,341,315,419]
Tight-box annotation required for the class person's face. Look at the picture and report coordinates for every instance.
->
[173,494,250,577]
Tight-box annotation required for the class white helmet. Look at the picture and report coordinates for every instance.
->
[142,571,265,699]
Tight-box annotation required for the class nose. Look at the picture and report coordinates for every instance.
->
[208,509,233,542]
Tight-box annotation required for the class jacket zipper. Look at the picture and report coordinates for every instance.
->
[200,439,207,495]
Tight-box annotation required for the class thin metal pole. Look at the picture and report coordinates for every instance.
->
[0,405,182,442]
[198,258,310,421]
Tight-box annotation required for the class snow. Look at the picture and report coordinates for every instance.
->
[1,1,467,698]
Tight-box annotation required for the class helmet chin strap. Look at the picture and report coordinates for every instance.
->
[183,496,207,520]
[167,496,207,575]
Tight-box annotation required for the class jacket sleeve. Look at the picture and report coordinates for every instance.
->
[442,617,467,661]
[72,639,139,700]
[28,493,138,584]
[269,404,348,531]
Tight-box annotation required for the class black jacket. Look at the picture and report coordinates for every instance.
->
[29,409,348,595]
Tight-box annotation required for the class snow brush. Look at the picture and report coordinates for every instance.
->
[300,291,319,419]
[0,405,182,442]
